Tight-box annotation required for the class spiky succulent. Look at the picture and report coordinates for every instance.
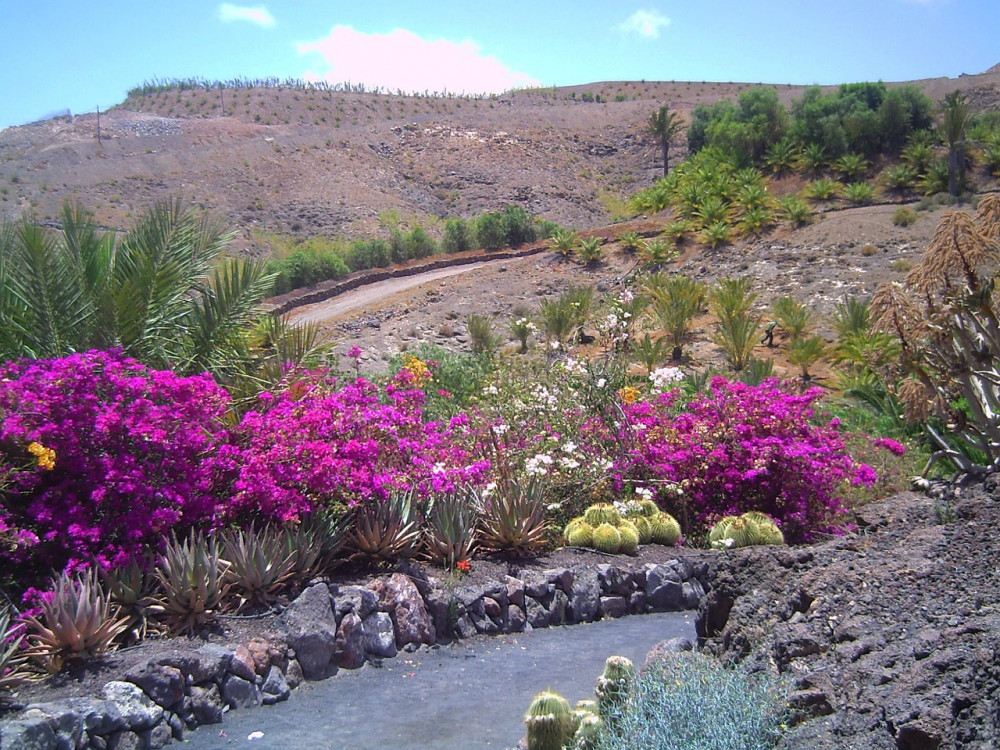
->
[23,570,129,674]
[638,498,659,517]
[709,511,785,549]
[632,516,653,544]
[650,512,682,546]
[0,606,29,694]
[102,555,159,646]
[424,487,480,569]
[591,523,622,554]
[153,531,230,634]
[221,525,296,611]
[477,477,549,555]
[348,489,423,562]
[596,655,636,722]
[566,522,595,548]
[524,689,577,750]
[584,503,622,527]
[708,515,739,547]
[617,523,640,555]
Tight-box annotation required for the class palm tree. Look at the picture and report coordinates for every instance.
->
[939,91,969,197]
[648,105,683,177]
[0,199,323,389]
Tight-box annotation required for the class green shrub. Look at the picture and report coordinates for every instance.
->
[844,181,876,205]
[588,651,787,750]
[892,207,919,227]
[880,164,918,192]
[267,244,350,295]
[475,211,507,250]
[775,196,813,227]
[501,204,537,245]
[441,218,473,254]
[803,178,842,201]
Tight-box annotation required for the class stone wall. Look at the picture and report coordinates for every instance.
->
[0,558,708,750]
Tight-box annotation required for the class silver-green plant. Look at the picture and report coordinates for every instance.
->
[477,476,549,555]
[153,530,230,634]
[423,487,480,570]
[221,524,296,611]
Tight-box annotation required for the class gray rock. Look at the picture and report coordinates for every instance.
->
[102,682,163,731]
[284,658,304,689]
[0,717,58,750]
[453,613,478,639]
[112,730,143,750]
[543,568,574,592]
[646,565,684,611]
[124,664,185,710]
[521,573,553,601]
[525,597,550,629]
[505,576,525,608]
[600,596,629,619]
[261,666,291,705]
[335,612,367,669]
[332,584,378,621]
[20,703,83,750]
[597,564,634,596]
[469,609,499,635]
[629,591,647,614]
[369,573,436,648]
[682,580,705,609]
[422,587,453,641]
[644,638,694,668]
[568,569,601,623]
[147,721,174,749]
[183,684,224,727]
[507,604,526,633]
[279,583,338,680]
[220,674,261,709]
[64,698,125,736]
[164,711,185,740]
[549,590,569,625]
[362,611,397,658]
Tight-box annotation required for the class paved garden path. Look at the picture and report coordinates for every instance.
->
[182,611,694,749]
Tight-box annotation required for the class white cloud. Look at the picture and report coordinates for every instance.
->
[217,4,276,28]
[618,9,671,39]
[297,26,540,95]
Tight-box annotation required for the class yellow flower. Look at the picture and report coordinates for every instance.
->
[402,354,432,383]
[27,441,56,471]
[618,386,641,405]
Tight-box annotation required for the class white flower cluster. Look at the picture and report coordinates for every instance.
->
[561,358,587,376]
[649,366,684,392]
[525,453,554,476]
[613,499,643,516]
[514,317,538,333]
[634,486,654,502]
[532,384,559,412]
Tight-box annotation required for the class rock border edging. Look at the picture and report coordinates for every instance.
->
[0,557,709,750]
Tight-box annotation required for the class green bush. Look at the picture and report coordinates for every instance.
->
[588,652,787,750]
[892,207,919,227]
[441,218,472,254]
[267,244,350,295]
[475,211,507,250]
[389,344,493,419]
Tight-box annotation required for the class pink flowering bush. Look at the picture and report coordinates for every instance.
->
[615,378,875,542]
[0,351,236,578]
[226,370,490,523]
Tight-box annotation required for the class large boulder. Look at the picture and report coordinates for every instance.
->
[369,573,436,648]
[279,583,338,680]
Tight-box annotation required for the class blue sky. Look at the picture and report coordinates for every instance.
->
[1,0,998,130]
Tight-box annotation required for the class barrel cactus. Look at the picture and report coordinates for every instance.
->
[595,655,636,721]
[708,515,739,547]
[566,522,595,547]
[632,515,653,544]
[710,511,785,549]
[591,523,622,553]
[617,523,639,555]
[524,689,576,750]
[573,712,604,749]
[637,498,659,517]
[649,512,681,546]
[584,502,622,527]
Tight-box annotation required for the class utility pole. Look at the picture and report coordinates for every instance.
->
[96,105,101,142]
[219,84,225,117]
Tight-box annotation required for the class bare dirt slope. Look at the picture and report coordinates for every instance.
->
[1,66,999,248]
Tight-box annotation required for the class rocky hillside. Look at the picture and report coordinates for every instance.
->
[1,67,1000,252]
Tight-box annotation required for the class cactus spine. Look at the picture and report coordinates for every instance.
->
[584,502,621,527]
[650,512,682,546]
[566,522,594,547]
[617,522,639,555]
[595,655,635,723]
[524,690,576,750]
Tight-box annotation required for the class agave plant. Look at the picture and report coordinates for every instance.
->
[0,606,29,694]
[423,488,480,569]
[711,312,761,372]
[153,531,230,634]
[477,476,549,555]
[22,570,129,673]
[284,511,350,584]
[803,178,842,201]
[787,335,827,381]
[775,196,813,227]
[880,164,918,192]
[221,525,296,611]
[700,221,731,249]
[770,295,814,341]
[832,153,869,181]
[844,181,877,205]
[549,227,577,258]
[638,238,677,267]
[347,489,423,562]
[466,313,499,355]
[617,231,642,253]
[631,332,671,374]
[101,556,159,646]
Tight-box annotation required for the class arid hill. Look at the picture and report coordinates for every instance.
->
[1,66,999,251]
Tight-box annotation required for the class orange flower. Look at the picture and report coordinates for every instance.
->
[618,386,641,405]
[455,559,471,573]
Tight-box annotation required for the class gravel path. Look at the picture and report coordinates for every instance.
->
[180,611,694,750]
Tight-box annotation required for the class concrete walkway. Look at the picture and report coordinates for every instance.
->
[181,611,695,749]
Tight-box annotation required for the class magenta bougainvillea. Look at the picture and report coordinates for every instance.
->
[225,370,491,523]
[614,377,874,542]
[0,350,235,574]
